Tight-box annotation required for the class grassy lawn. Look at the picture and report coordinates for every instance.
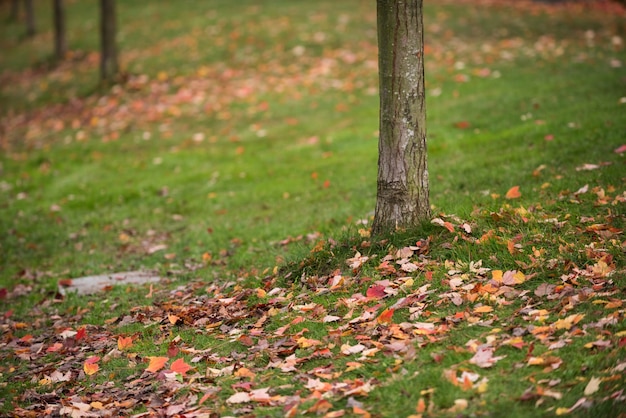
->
[1,0,625,416]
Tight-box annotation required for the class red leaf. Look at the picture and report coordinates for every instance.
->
[76,327,86,341]
[366,285,386,299]
[170,358,192,376]
[85,356,100,364]
[614,144,626,153]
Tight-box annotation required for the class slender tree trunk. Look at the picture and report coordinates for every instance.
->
[100,0,118,81]
[24,0,35,37]
[53,0,66,59]
[10,0,19,20]
[372,0,430,235]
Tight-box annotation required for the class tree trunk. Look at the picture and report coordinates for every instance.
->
[10,0,19,21]
[24,0,35,37]
[53,0,66,59]
[100,0,118,82]
[372,0,430,235]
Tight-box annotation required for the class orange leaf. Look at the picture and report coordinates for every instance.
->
[83,356,100,376]
[416,398,426,413]
[168,314,181,325]
[46,342,64,352]
[473,305,493,314]
[146,356,169,373]
[377,308,395,325]
[117,336,133,351]
[505,186,521,199]
[170,358,192,376]
[84,362,99,376]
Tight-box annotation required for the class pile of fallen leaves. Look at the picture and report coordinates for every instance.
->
[1,176,624,416]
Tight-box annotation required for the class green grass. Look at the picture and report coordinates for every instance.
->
[1,0,626,416]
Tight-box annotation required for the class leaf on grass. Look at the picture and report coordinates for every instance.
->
[431,218,454,232]
[505,186,521,199]
[83,356,100,376]
[614,144,626,153]
[170,358,192,376]
[346,252,369,269]
[583,377,601,395]
[376,308,394,325]
[117,336,133,351]
[226,392,251,404]
[146,356,169,373]
[469,347,506,368]
[366,285,386,299]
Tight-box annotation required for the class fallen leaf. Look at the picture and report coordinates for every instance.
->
[505,186,521,199]
[583,377,601,395]
[170,358,192,376]
[83,356,100,376]
[146,356,169,373]
[227,392,251,404]
[377,308,394,325]
[117,336,133,351]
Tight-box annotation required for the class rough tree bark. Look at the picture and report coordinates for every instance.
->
[100,0,118,81]
[25,0,35,37]
[372,0,430,235]
[53,0,66,59]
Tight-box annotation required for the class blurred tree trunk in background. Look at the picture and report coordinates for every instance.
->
[53,0,66,59]
[100,0,118,81]
[25,0,35,36]
[372,0,430,235]
[10,0,19,20]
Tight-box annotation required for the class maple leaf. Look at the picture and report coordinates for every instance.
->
[117,336,133,351]
[83,356,100,376]
[146,356,169,373]
[366,285,386,299]
[505,186,521,199]
[169,358,192,376]
[376,308,394,325]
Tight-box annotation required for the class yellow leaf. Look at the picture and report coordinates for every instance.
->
[474,305,493,314]
[555,407,570,415]
[492,270,503,283]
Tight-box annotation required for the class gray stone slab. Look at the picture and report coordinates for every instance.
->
[58,271,162,295]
